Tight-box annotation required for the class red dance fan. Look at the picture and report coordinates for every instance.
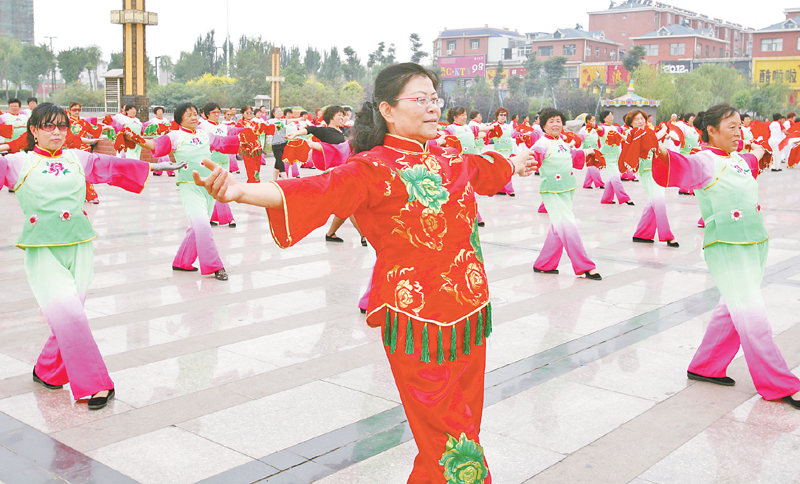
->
[440,135,463,153]
[282,138,310,164]
[586,149,606,169]
[619,127,658,174]
[561,131,579,146]
[605,129,624,147]
[486,123,503,140]
[0,124,12,139]
[788,143,800,168]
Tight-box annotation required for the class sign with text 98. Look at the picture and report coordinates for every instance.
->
[438,56,486,79]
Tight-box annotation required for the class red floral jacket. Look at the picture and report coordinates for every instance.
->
[266,134,514,329]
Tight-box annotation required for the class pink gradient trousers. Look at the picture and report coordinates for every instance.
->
[633,170,675,241]
[173,184,224,275]
[534,190,596,275]
[583,166,604,188]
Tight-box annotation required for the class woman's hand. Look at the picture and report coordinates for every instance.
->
[751,143,765,161]
[193,159,244,203]
[510,148,538,176]
[657,141,669,159]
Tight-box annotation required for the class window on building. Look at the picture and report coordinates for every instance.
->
[470,39,480,49]
[670,43,685,55]
[611,49,617,59]
[585,44,592,57]
[797,37,800,50]
[447,40,456,52]
[761,38,783,52]
[623,14,627,19]
[566,66,578,79]
[706,45,709,57]
[668,13,672,23]
[563,44,576,56]
[696,44,702,56]
[654,13,659,22]
[520,45,532,56]
[596,47,601,57]
[538,46,553,56]
[643,44,658,56]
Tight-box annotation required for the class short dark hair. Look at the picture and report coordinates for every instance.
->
[539,108,565,128]
[174,102,198,125]
[241,105,254,114]
[624,109,647,128]
[599,110,613,124]
[26,103,69,151]
[26,97,37,104]
[446,106,467,124]
[123,104,137,114]
[323,105,345,124]
[788,112,797,119]
[682,112,695,121]
[351,62,439,154]
[495,107,509,119]
[741,113,751,120]
[201,102,221,117]
[153,106,165,115]
[300,110,308,117]
[469,110,481,120]
[284,107,293,115]
[696,104,738,143]
[8,98,21,107]
[773,113,783,121]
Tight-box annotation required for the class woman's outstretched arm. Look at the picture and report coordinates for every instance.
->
[193,159,284,208]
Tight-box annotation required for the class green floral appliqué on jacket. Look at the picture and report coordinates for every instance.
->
[439,433,487,484]
[400,164,450,212]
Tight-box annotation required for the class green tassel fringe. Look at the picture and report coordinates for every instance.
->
[421,323,430,363]
[485,303,493,338]
[463,317,471,355]
[383,310,391,347]
[437,326,444,365]
[405,317,414,355]
[390,313,398,354]
[475,312,484,346]
[450,325,457,361]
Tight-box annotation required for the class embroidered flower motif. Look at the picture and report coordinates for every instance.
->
[441,249,488,306]
[386,266,425,316]
[60,210,71,221]
[456,183,477,225]
[470,220,484,264]
[422,153,442,174]
[733,164,745,174]
[29,215,38,226]
[554,174,562,181]
[83,210,88,216]
[439,433,488,484]
[43,162,69,177]
[399,164,450,212]
[756,203,761,214]
[731,209,743,221]
[392,204,448,250]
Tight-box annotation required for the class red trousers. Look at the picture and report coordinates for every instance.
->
[242,154,261,183]
[85,182,98,202]
[383,316,491,483]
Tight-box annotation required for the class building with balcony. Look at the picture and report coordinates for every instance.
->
[588,0,752,58]
[523,28,622,86]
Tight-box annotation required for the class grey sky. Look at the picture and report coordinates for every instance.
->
[34,0,785,67]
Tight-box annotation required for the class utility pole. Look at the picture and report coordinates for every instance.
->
[45,36,57,99]
[154,55,161,83]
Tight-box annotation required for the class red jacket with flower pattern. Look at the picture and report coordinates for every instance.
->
[266,134,514,328]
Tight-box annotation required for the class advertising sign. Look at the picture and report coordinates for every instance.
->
[486,67,529,88]
[660,60,692,74]
[606,63,630,86]
[437,56,486,79]
[753,58,800,87]
[581,64,607,89]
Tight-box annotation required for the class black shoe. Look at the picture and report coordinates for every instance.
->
[509,193,515,197]
[601,201,616,204]
[8,188,15,193]
[585,271,602,280]
[214,269,228,281]
[361,236,368,247]
[584,186,593,189]
[534,171,540,176]
[771,168,783,172]
[534,267,559,274]
[172,266,199,272]
[782,395,800,409]
[32,368,62,390]
[687,371,735,386]
[325,234,344,242]
[228,221,236,228]
[477,221,485,227]
[88,389,115,410]
[625,201,635,206]
[633,237,654,243]
[599,186,605,189]
[632,179,639,182]
[359,308,367,314]
[666,240,680,248]
[153,172,162,176]
[210,221,218,226]
[496,192,507,196]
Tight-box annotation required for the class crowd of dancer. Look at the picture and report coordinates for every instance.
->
[3,61,800,483]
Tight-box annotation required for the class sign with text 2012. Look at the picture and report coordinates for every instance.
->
[438,56,486,79]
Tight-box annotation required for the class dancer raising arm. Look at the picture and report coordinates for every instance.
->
[652,103,800,409]
[195,63,537,483]
[0,103,182,410]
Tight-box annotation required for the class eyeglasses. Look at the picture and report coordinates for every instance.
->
[396,97,444,108]
[70,107,82,112]
[40,123,69,132]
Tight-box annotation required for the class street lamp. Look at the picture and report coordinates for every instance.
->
[44,36,57,99]
[154,56,161,83]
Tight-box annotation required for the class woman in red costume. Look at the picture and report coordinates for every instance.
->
[194,63,537,484]
[67,102,103,204]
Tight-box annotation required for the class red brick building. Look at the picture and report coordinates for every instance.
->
[588,0,752,58]
[524,28,622,85]
[632,25,730,63]
[752,10,800,91]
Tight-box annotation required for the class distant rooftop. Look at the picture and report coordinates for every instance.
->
[525,28,621,44]
[633,24,720,39]
[588,0,749,30]
[758,16,800,32]
[438,27,525,39]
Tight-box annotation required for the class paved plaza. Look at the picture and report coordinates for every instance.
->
[1,159,800,484]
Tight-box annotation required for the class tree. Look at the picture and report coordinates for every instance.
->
[343,46,365,82]
[410,33,429,64]
[492,60,505,109]
[281,46,306,86]
[108,52,124,70]
[367,42,386,68]
[84,45,102,90]
[172,30,220,82]
[319,47,343,81]
[386,44,397,65]
[51,82,103,107]
[623,45,646,74]
[524,52,543,96]
[0,37,21,96]
[57,47,88,84]
[19,44,55,97]
[304,47,321,76]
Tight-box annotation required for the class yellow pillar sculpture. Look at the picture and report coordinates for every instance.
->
[111,0,158,121]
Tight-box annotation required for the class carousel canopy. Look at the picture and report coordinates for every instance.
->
[601,80,661,107]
